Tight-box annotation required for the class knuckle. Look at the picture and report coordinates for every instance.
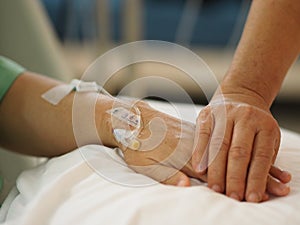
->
[264,122,277,132]
[199,128,211,138]
[260,115,279,130]
[254,150,273,162]
[227,174,243,184]
[209,137,230,154]
[198,108,212,122]
[258,121,280,139]
[215,137,230,151]
[230,145,250,160]
[211,136,230,150]
[249,174,264,181]
[242,106,255,118]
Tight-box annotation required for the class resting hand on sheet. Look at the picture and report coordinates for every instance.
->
[100,99,206,186]
[99,97,291,201]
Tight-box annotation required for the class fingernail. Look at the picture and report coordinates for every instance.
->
[229,192,240,201]
[282,171,291,179]
[275,183,289,195]
[211,184,222,193]
[279,183,288,190]
[177,179,187,187]
[277,183,290,194]
[247,192,260,202]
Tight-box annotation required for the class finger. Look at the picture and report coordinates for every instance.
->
[207,117,233,193]
[192,107,213,173]
[230,192,269,202]
[271,126,281,164]
[181,160,208,182]
[269,165,292,184]
[131,163,190,187]
[162,169,191,187]
[245,130,276,202]
[262,193,270,202]
[267,175,290,196]
[226,122,255,200]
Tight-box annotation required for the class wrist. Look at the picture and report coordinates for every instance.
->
[215,75,275,111]
[95,94,119,148]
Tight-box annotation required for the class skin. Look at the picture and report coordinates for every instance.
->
[193,0,300,202]
[0,72,290,201]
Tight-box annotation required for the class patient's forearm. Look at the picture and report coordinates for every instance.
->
[0,72,117,157]
[221,0,300,108]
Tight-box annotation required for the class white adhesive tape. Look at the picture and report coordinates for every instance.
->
[107,106,142,150]
[41,84,75,105]
[42,79,112,105]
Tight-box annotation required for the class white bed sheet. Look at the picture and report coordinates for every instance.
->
[0,101,299,225]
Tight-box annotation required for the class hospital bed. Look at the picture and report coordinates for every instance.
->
[0,100,299,225]
[0,1,299,224]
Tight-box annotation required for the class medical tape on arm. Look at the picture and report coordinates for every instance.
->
[41,79,143,150]
[107,106,142,150]
[42,79,111,105]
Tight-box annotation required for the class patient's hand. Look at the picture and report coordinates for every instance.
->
[102,99,291,201]
[112,100,204,186]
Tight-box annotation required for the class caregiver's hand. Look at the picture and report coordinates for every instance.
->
[192,87,291,202]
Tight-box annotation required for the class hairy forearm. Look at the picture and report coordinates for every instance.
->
[221,0,300,108]
[0,72,117,157]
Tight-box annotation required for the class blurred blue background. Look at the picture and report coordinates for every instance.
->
[0,0,299,133]
[41,0,249,46]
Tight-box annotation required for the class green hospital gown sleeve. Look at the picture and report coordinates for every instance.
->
[0,56,26,102]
